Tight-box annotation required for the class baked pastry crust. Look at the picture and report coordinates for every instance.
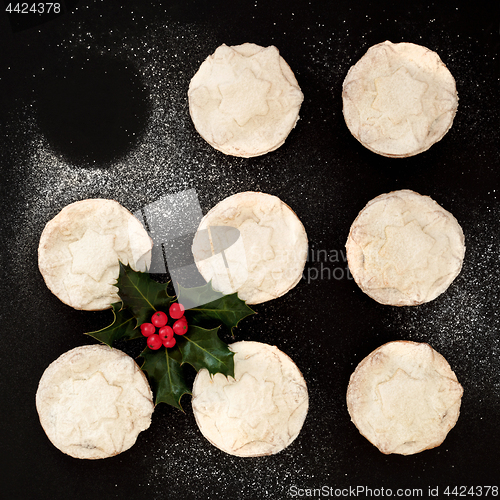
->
[188,43,303,157]
[192,191,308,304]
[192,341,308,457]
[346,189,465,306]
[342,40,458,157]
[36,345,154,459]
[38,199,153,311]
[346,340,463,455]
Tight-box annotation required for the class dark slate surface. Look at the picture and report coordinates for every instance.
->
[0,1,499,498]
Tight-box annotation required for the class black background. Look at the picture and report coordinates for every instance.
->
[1,1,499,499]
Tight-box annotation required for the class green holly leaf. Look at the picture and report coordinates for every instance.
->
[139,345,191,411]
[177,325,234,377]
[85,302,140,347]
[117,262,175,325]
[178,282,255,335]
[82,265,252,411]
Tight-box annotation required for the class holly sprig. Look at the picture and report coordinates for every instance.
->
[86,263,255,410]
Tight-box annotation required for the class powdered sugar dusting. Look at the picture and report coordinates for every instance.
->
[2,1,499,496]
[380,201,500,401]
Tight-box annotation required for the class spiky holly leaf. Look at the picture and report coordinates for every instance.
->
[139,345,191,411]
[83,264,255,410]
[177,282,255,335]
[85,302,140,347]
[116,262,175,325]
[177,325,234,377]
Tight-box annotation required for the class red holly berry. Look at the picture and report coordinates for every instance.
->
[162,336,176,348]
[169,302,185,320]
[140,322,156,337]
[173,318,188,336]
[147,334,162,350]
[151,311,168,328]
[158,325,174,342]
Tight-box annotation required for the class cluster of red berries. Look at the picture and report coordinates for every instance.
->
[141,303,187,350]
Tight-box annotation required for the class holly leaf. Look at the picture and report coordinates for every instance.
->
[178,282,255,335]
[82,265,251,411]
[139,345,191,411]
[177,325,234,377]
[85,302,140,347]
[117,262,175,325]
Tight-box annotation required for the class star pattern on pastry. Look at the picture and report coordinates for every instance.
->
[379,220,435,274]
[378,369,431,425]
[218,68,272,127]
[377,367,462,430]
[372,67,428,124]
[224,372,277,428]
[65,372,122,428]
[54,372,123,454]
[238,219,275,268]
[68,228,118,282]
